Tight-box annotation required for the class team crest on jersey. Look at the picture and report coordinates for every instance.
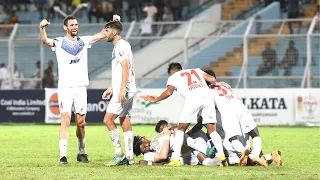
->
[61,38,85,56]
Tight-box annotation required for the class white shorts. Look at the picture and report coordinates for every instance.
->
[107,92,134,117]
[238,110,257,134]
[180,97,216,124]
[221,112,243,141]
[58,86,87,114]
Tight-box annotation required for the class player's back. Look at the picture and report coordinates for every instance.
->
[210,82,245,114]
[167,68,210,99]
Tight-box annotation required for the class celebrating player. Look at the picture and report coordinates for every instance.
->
[143,62,227,166]
[101,17,136,166]
[39,15,107,164]
[204,69,268,166]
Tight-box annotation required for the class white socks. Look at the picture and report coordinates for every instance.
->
[171,130,184,161]
[209,131,224,156]
[59,139,68,159]
[231,139,246,153]
[202,158,220,166]
[78,138,86,154]
[252,136,262,157]
[124,131,134,160]
[109,128,123,155]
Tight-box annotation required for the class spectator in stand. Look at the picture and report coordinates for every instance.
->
[88,0,104,23]
[42,60,56,88]
[143,2,158,22]
[7,10,19,24]
[181,0,190,20]
[46,0,58,20]
[161,6,173,35]
[131,0,143,21]
[256,42,277,76]
[111,0,122,18]
[13,64,24,90]
[122,0,130,22]
[287,0,302,34]
[32,60,41,89]
[139,11,153,48]
[280,40,299,76]
[36,0,48,20]
[0,63,11,89]
[153,0,165,21]
[103,1,115,22]
[170,0,182,21]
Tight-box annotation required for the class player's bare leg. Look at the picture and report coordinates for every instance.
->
[205,123,228,167]
[120,116,134,165]
[104,112,127,166]
[165,123,189,166]
[59,112,71,164]
[75,114,88,163]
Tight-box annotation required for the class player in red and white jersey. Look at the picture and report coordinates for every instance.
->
[204,70,267,166]
[39,16,107,164]
[101,17,136,166]
[143,62,228,167]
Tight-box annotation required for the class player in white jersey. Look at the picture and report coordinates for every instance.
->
[101,19,136,166]
[39,15,107,164]
[133,125,221,166]
[204,70,268,166]
[143,62,227,167]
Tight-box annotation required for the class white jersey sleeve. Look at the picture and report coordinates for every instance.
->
[51,37,62,52]
[144,152,156,162]
[114,42,130,64]
[81,35,93,48]
[166,75,176,88]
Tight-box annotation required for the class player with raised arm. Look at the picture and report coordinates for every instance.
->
[39,15,107,164]
[143,62,227,167]
[101,17,136,166]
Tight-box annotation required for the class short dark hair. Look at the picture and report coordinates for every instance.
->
[0,63,5,68]
[104,21,123,33]
[155,120,168,133]
[133,136,143,156]
[204,69,216,86]
[167,62,182,74]
[204,69,216,79]
[64,15,76,26]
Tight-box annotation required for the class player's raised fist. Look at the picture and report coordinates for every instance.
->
[40,19,49,29]
[113,14,121,22]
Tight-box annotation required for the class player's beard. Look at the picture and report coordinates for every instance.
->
[68,29,78,37]
[107,34,114,42]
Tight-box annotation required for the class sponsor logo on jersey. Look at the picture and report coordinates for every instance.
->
[69,57,80,64]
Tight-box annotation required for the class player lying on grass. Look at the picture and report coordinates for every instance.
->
[133,125,222,166]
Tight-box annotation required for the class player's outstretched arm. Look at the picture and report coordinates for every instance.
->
[39,19,54,47]
[153,127,171,162]
[203,73,217,85]
[91,29,107,44]
[144,85,175,103]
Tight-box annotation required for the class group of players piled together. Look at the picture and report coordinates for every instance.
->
[39,12,282,167]
[135,64,282,167]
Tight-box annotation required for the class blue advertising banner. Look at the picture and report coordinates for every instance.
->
[0,90,45,123]
[86,89,109,123]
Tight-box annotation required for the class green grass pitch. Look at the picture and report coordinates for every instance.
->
[0,125,319,180]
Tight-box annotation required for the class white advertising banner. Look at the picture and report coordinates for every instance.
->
[45,88,61,123]
[131,89,185,124]
[233,89,295,125]
[294,89,320,124]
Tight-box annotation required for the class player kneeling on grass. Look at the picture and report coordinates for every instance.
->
[133,126,222,166]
